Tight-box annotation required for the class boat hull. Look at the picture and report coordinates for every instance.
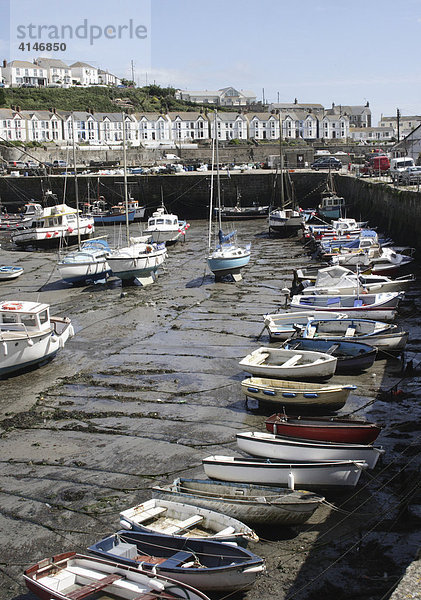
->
[119,498,258,546]
[24,552,210,600]
[0,266,24,280]
[107,246,167,282]
[265,414,381,444]
[203,455,367,489]
[152,478,325,527]
[88,531,265,592]
[57,259,111,284]
[208,251,250,277]
[236,432,384,469]
[0,317,74,377]
[241,377,355,412]
[284,338,377,373]
[93,210,135,225]
[239,347,337,381]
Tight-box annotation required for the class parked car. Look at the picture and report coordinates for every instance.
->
[310,157,342,171]
[53,160,67,168]
[390,156,415,183]
[400,165,421,185]
[7,160,26,169]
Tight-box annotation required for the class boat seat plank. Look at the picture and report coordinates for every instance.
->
[214,526,236,536]
[132,506,167,524]
[160,551,195,569]
[161,515,204,535]
[67,573,122,600]
[326,344,340,355]
[281,354,303,368]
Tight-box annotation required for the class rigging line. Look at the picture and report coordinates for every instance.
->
[294,440,421,547]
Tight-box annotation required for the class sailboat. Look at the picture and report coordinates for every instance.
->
[268,114,303,236]
[57,116,112,285]
[207,112,251,281]
[318,168,346,221]
[106,113,167,286]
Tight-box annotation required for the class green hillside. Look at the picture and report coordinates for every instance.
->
[0,84,214,113]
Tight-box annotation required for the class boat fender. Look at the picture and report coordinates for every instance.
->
[2,341,7,356]
[243,564,266,574]
[148,579,166,592]
[119,519,132,530]
[288,471,295,490]
[27,338,34,347]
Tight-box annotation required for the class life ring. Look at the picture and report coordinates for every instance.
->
[2,302,23,310]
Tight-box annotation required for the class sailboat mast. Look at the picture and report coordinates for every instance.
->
[122,112,130,246]
[208,116,216,251]
[71,114,81,249]
[278,112,284,209]
[215,110,222,231]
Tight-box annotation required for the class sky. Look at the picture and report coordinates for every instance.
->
[1,0,421,124]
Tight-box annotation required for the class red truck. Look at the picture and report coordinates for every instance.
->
[361,155,390,176]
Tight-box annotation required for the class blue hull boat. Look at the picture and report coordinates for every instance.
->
[284,337,377,373]
[88,530,265,592]
[94,209,136,225]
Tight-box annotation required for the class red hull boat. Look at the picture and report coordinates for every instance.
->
[265,413,381,444]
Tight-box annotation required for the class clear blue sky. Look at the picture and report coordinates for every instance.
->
[1,0,420,123]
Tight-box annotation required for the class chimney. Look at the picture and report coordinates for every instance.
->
[294,98,297,104]
[332,102,335,108]
[50,107,57,114]
[366,101,370,107]
[3,59,7,68]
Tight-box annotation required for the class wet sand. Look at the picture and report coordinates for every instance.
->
[0,220,420,600]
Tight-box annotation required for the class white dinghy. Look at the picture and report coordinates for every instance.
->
[236,431,384,469]
[239,346,337,380]
[202,455,367,489]
[119,497,258,546]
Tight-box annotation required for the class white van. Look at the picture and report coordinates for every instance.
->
[390,156,415,183]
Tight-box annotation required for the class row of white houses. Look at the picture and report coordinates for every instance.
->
[0,59,121,88]
[0,108,400,146]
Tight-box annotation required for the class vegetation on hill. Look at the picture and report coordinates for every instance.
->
[0,85,228,114]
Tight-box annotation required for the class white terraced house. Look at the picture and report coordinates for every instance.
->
[209,112,247,140]
[136,113,172,144]
[168,112,210,141]
[249,113,279,140]
[0,108,26,141]
[69,62,99,86]
[98,69,122,86]
[35,57,72,86]
[320,114,349,140]
[59,111,100,144]
[96,113,138,145]
[21,110,63,142]
[282,111,319,140]
[2,60,47,87]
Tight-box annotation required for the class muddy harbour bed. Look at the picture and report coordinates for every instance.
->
[0,219,420,600]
